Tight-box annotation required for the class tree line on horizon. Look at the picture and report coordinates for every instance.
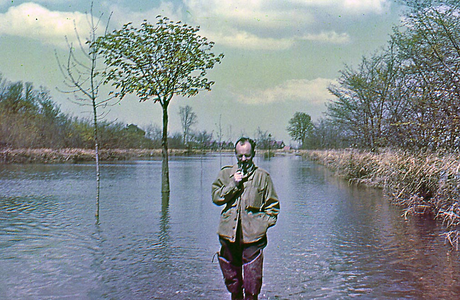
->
[0,76,156,149]
[5,0,458,154]
[299,0,460,152]
[0,75,281,151]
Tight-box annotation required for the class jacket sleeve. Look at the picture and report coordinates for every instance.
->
[261,174,280,228]
[212,169,242,206]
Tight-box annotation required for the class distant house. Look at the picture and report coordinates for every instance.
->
[124,124,146,136]
[270,140,285,149]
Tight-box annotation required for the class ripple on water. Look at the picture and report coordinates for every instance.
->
[2,157,460,299]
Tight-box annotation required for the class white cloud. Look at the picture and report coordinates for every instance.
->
[237,78,336,105]
[343,0,390,13]
[27,0,69,3]
[0,2,102,48]
[289,0,390,14]
[300,31,350,44]
[104,1,182,28]
[206,28,294,50]
[0,1,385,51]
[185,0,390,27]
[183,0,378,50]
[207,29,349,50]
[185,0,314,29]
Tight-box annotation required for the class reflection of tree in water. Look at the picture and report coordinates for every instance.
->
[89,223,112,298]
[96,183,100,224]
[159,192,171,254]
[87,192,174,298]
[156,191,173,283]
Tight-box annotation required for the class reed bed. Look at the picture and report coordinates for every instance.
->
[303,149,460,250]
[0,148,206,164]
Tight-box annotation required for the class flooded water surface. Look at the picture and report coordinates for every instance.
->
[1,154,459,299]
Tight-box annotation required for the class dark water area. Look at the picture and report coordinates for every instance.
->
[1,154,459,299]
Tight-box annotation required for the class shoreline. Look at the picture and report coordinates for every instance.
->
[302,149,460,249]
[0,148,220,164]
[0,148,295,164]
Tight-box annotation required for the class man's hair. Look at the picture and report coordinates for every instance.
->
[234,137,256,155]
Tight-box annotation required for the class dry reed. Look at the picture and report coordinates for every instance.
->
[302,149,460,249]
[0,148,206,164]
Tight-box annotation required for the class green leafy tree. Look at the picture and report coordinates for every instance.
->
[95,16,224,194]
[287,112,313,148]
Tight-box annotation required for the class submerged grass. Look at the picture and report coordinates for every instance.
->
[302,149,460,250]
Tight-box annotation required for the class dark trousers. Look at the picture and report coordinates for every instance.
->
[219,226,267,266]
[218,224,266,297]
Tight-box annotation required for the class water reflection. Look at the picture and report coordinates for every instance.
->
[324,177,460,298]
[88,223,107,299]
[0,156,459,299]
[160,191,171,263]
[96,180,100,222]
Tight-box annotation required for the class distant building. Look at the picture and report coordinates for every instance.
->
[270,140,285,149]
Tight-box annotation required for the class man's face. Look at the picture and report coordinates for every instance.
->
[235,142,254,170]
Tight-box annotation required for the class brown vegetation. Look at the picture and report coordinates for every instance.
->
[303,149,460,250]
[0,148,209,164]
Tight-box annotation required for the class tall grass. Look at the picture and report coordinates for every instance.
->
[303,149,460,250]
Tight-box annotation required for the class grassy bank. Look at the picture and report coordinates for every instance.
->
[0,148,293,164]
[0,148,215,164]
[302,149,460,250]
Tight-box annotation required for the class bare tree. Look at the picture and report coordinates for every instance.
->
[145,123,162,148]
[327,48,400,149]
[393,2,460,150]
[215,114,224,164]
[56,2,114,219]
[179,105,197,146]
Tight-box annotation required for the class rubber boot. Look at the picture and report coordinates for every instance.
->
[243,251,263,300]
[218,256,243,300]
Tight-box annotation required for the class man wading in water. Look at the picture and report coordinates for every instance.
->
[212,137,280,300]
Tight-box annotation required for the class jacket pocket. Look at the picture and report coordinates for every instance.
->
[243,211,269,240]
[218,208,237,238]
[221,207,233,218]
[245,187,265,209]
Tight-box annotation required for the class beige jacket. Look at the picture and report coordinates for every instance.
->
[212,164,280,243]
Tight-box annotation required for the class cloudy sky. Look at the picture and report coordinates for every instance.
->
[0,0,404,143]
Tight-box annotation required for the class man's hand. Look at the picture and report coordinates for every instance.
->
[234,171,244,185]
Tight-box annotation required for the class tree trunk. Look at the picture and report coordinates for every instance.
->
[92,98,100,219]
[161,103,170,195]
